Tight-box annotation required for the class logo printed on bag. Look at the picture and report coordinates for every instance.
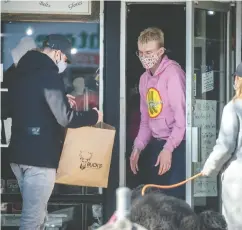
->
[79,151,103,170]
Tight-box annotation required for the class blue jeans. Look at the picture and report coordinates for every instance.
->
[10,163,56,230]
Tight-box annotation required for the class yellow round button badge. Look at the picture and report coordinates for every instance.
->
[146,87,163,118]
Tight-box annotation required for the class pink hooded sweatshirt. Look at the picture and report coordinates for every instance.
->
[134,55,186,153]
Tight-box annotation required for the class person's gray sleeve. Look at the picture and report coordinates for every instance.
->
[43,74,98,128]
[202,101,239,176]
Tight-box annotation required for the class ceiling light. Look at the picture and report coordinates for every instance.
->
[71,48,77,55]
[207,10,215,16]
[26,28,33,36]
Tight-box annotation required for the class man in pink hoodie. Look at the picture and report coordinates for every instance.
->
[130,27,186,199]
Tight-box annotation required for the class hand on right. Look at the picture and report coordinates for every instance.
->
[130,148,141,174]
[200,170,208,177]
[66,94,77,110]
[92,107,103,124]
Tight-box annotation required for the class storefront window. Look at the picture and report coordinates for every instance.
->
[1,3,103,227]
[2,21,100,95]
[1,202,103,229]
[1,21,100,193]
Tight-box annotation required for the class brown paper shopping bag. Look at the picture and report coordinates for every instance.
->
[56,122,116,188]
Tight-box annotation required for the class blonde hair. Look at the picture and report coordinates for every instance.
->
[233,77,242,100]
[138,27,164,47]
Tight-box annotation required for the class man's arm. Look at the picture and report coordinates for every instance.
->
[133,77,152,151]
[163,65,186,153]
[43,73,98,128]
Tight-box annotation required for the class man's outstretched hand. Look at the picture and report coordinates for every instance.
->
[155,149,172,175]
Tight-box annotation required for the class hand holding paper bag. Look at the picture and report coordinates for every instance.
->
[92,107,103,123]
[56,122,115,188]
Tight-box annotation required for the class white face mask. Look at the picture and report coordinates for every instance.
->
[139,53,160,69]
[57,60,67,73]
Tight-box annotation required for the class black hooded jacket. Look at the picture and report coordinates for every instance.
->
[5,50,98,168]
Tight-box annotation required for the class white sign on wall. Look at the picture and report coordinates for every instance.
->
[193,99,218,197]
[202,71,214,94]
[1,1,92,15]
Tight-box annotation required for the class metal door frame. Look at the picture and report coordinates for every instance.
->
[185,0,194,207]
[119,0,188,188]
[236,2,241,67]
[119,1,235,202]
[120,0,127,187]
[186,1,232,209]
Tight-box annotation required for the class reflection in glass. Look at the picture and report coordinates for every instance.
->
[193,9,227,213]
[1,203,103,229]
[1,21,100,196]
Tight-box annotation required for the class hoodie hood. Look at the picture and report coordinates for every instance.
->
[146,55,178,77]
[17,50,58,74]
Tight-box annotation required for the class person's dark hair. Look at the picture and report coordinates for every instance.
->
[199,210,227,230]
[130,193,199,230]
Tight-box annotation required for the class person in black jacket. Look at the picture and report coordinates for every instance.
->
[3,34,102,230]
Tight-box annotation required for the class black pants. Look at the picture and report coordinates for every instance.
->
[126,140,151,189]
[148,138,186,200]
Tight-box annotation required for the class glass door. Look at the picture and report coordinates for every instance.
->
[185,1,231,212]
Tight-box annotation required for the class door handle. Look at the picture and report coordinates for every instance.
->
[192,127,201,163]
